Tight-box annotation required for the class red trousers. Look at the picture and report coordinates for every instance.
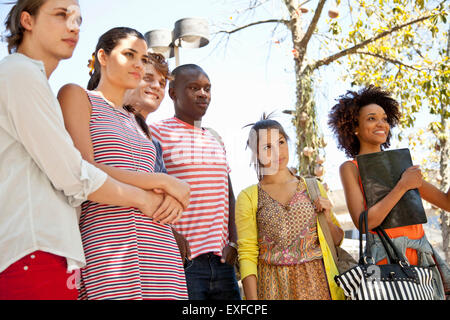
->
[0,251,78,300]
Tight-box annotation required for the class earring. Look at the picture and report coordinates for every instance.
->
[355,132,358,135]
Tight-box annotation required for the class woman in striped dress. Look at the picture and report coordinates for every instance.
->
[57,27,189,300]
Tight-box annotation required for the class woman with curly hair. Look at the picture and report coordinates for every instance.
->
[328,85,450,299]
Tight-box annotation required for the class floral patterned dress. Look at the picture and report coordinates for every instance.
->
[256,180,331,300]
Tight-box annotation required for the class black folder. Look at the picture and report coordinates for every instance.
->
[356,148,427,229]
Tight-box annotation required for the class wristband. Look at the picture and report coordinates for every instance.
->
[228,241,238,250]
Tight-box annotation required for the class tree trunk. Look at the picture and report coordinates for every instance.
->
[293,68,321,177]
[439,115,450,263]
[440,25,450,264]
[285,0,324,177]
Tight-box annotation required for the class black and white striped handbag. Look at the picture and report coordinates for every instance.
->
[334,211,435,300]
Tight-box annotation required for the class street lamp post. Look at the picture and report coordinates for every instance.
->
[145,17,210,67]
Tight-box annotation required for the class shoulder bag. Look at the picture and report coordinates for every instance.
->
[304,177,357,274]
[334,210,435,300]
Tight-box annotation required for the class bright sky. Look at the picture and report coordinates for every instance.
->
[0,0,433,195]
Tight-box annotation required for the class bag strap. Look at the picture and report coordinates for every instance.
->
[375,226,409,265]
[304,177,339,264]
[374,228,399,264]
[358,210,410,266]
[359,210,372,264]
[373,228,396,263]
[374,226,416,278]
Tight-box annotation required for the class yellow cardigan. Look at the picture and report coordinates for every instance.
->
[235,177,345,300]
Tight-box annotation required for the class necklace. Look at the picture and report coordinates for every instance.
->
[95,91,144,172]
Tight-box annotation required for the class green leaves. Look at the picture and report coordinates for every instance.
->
[343,0,448,129]
[329,20,342,35]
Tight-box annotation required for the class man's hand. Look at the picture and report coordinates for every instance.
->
[220,243,238,266]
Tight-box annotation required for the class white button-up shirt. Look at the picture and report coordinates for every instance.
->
[0,53,107,273]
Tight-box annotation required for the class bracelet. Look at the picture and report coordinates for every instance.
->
[228,242,238,250]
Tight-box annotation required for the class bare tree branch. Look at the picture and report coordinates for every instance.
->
[214,19,289,35]
[297,0,327,50]
[447,22,450,56]
[355,51,424,72]
[308,13,436,72]
[234,0,271,15]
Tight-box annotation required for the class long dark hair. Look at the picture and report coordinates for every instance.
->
[87,27,145,90]
[123,105,151,140]
[87,27,151,139]
[4,0,46,53]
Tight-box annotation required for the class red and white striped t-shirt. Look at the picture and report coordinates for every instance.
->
[150,117,230,259]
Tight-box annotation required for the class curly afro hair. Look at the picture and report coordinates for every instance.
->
[327,85,401,158]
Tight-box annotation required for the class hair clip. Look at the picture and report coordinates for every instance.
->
[87,52,95,76]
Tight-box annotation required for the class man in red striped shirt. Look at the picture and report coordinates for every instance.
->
[150,64,240,300]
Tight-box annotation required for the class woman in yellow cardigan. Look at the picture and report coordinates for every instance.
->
[236,115,345,300]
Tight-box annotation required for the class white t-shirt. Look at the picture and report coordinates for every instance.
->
[0,53,107,273]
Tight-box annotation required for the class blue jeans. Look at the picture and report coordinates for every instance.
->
[184,252,241,300]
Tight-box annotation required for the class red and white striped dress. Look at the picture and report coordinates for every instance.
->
[78,91,188,300]
[150,117,230,259]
